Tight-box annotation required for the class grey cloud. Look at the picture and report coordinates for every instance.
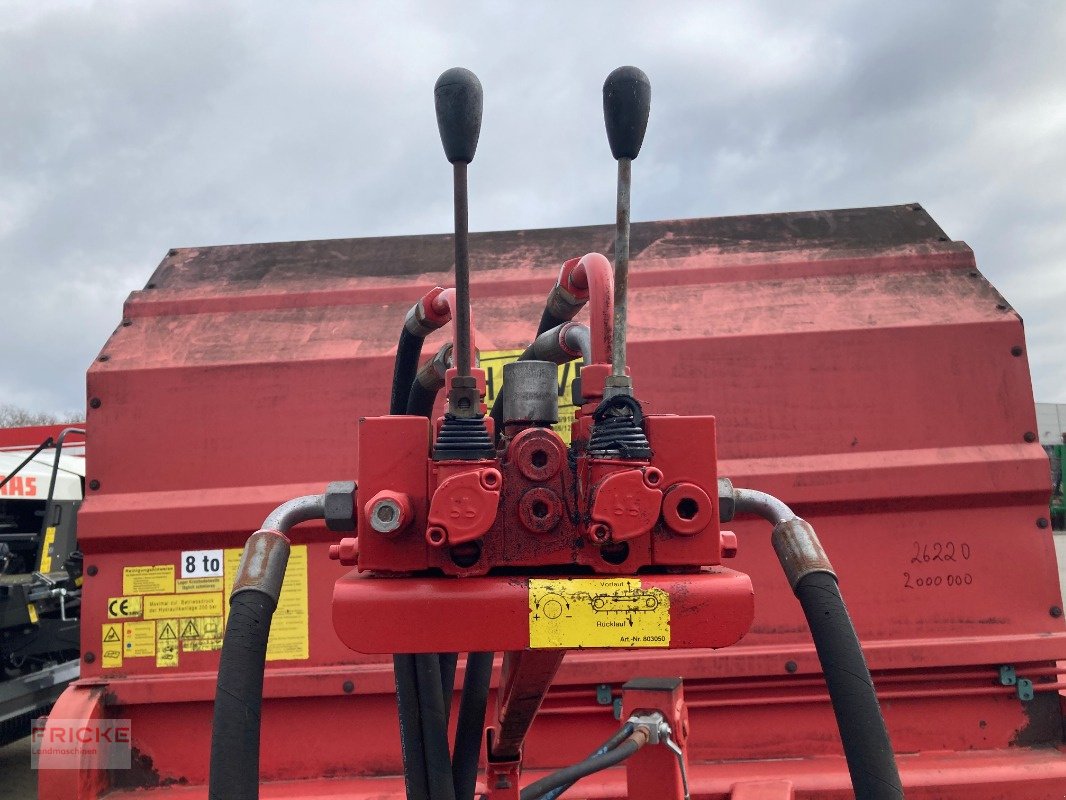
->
[1,0,1064,412]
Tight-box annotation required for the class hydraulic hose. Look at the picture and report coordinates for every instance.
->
[408,343,453,419]
[392,327,424,418]
[730,486,904,800]
[208,494,325,800]
[519,727,647,800]
[451,651,494,800]
[392,291,455,799]
[393,288,453,417]
[535,722,635,800]
[416,653,457,800]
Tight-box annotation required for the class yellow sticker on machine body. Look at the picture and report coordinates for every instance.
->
[529,578,670,649]
[156,619,180,668]
[481,349,579,443]
[176,576,223,593]
[106,546,308,666]
[101,623,123,668]
[181,616,225,652]
[224,545,309,661]
[39,527,56,572]
[143,592,223,620]
[107,595,143,618]
[123,565,175,595]
[124,621,156,657]
[27,604,38,624]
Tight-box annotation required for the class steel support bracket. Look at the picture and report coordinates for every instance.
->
[622,677,690,800]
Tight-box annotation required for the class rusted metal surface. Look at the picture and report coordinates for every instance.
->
[49,206,1061,797]
[231,529,291,603]
[770,518,835,589]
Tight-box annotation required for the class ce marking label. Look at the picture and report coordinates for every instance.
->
[107,595,143,619]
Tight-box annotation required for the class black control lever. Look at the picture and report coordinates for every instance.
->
[434,67,483,402]
[602,66,651,390]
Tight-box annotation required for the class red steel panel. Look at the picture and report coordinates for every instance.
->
[55,207,1063,797]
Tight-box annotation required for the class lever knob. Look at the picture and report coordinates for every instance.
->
[602,66,651,160]
[434,67,483,164]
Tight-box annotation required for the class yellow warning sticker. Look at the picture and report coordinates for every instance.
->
[123,565,175,596]
[181,615,224,652]
[39,526,56,573]
[143,592,223,620]
[529,578,670,649]
[123,621,155,657]
[107,596,143,619]
[101,623,124,668]
[156,619,179,667]
[481,349,579,443]
[224,544,309,661]
[27,604,38,624]
[176,576,224,594]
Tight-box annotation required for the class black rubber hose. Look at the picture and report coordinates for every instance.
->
[451,652,494,800]
[391,328,424,416]
[409,379,442,418]
[208,590,275,800]
[394,654,431,800]
[392,323,436,800]
[536,306,568,339]
[439,652,458,728]
[416,653,457,800]
[537,722,635,800]
[795,571,904,799]
[519,734,644,800]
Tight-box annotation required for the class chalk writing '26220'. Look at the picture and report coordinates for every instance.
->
[911,541,971,564]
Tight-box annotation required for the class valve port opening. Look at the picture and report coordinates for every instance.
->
[449,541,482,568]
[600,542,629,565]
[532,500,550,519]
[677,498,699,520]
[531,449,548,468]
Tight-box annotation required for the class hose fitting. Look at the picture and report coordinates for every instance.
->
[231,530,291,607]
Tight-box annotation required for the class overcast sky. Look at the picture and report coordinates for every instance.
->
[2,0,1064,414]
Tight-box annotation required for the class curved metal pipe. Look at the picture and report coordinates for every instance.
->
[262,495,326,533]
[731,487,795,527]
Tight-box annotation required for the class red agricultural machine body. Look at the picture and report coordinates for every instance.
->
[42,67,1061,799]
[44,205,1063,798]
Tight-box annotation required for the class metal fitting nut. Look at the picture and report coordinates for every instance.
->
[717,477,735,523]
[325,481,357,532]
[328,537,359,566]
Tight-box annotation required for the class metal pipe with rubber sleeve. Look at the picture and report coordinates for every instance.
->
[208,494,326,800]
[722,480,904,799]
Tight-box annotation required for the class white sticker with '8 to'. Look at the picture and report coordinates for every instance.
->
[181,549,223,578]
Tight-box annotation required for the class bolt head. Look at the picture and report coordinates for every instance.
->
[370,498,403,533]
